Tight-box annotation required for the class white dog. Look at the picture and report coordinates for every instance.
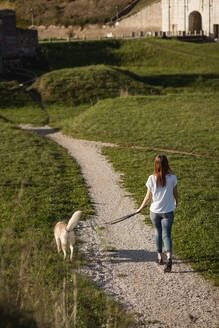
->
[54,210,82,261]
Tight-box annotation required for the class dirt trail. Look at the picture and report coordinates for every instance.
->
[21,125,218,328]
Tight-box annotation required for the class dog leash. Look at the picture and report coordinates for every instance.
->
[76,211,139,229]
[104,211,139,225]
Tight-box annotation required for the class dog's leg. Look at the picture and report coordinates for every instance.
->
[55,237,61,253]
[70,244,74,261]
[61,242,67,259]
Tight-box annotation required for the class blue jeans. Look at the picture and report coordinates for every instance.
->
[150,211,174,254]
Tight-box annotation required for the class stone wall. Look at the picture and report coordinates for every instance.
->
[17,28,38,57]
[0,9,18,58]
[37,24,148,40]
[0,9,38,60]
[37,25,75,40]
[37,1,162,40]
[117,0,162,32]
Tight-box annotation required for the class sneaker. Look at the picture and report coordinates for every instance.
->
[156,258,164,265]
[164,258,172,272]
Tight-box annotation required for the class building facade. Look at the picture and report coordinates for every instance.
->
[162,0,219,37]
[116,0,219,38]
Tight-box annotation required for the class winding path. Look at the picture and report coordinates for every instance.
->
[22,125,218,328]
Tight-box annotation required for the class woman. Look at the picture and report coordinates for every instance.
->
[136,154,178,272]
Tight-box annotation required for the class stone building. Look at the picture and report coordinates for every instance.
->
[117,0,219,38]
[0,9,38,74]
[162,0,219,37]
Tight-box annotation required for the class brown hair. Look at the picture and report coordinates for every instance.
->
[153,154,171,187]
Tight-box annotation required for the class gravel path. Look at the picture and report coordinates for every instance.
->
[22,125,218,328]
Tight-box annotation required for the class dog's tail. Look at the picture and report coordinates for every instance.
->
[66,210,82,231]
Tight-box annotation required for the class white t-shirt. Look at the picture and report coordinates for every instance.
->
[146,174,177,213]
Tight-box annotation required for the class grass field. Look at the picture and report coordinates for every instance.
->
[0,82,48,125]
[148,38,219,59]
[40,39,219,74]
[0,117,136,327]
[42,92,219,285]
[48,95,219,157]
[0,85,137,327]
[36,39,219,100]
[35,38,219,286]
[0,37,218,324]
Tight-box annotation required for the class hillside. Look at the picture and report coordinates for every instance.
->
[0,32,218,327]
[0,0,156,27]
[29,64,159,105]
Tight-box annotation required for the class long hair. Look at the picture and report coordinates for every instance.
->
[153,154,171,187]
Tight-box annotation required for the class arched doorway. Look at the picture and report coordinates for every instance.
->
[189,11,202,34]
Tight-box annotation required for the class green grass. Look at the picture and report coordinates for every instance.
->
[0,82,34,107]
[46,104,90,128]
[101,147,219,285]
[40,39,219,74]
[0,119,136,328]
[29,64,159,105]
[0,104,47,125]
[52,95,218,157]
[36,39,219,99]
[1,36,218,317]
[149,38,219,59]
[0,82,48,125]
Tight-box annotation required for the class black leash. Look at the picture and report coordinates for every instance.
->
[104,211,138,225]
[76,211,139,229]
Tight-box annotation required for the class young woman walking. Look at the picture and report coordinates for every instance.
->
[136,154,178,272]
